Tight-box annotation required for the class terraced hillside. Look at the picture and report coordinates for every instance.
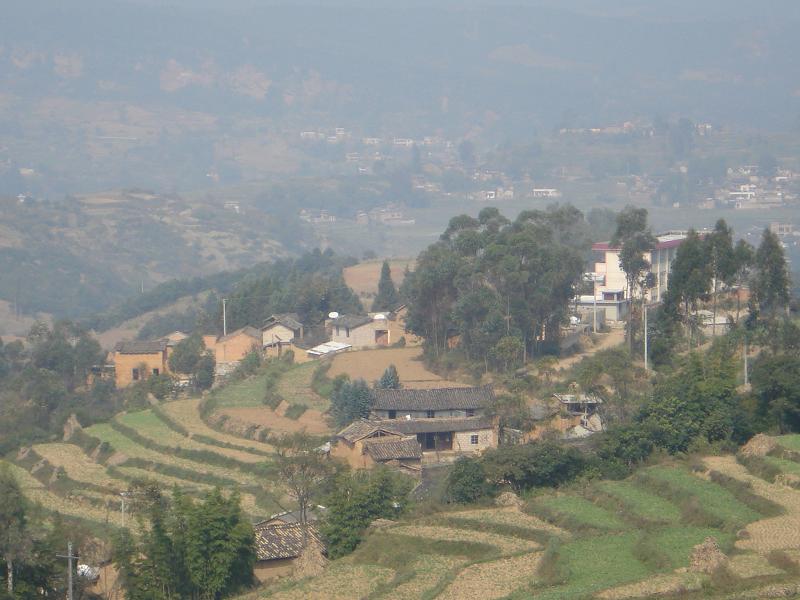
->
[247,459,800,599]
[3,390,283,536]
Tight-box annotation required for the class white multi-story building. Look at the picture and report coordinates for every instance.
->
[591,232,687,302]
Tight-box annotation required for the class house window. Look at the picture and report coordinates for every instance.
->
[466,409,475,417]
[470,434,479,445]
[345,327,350,337]
[388,410,396,419]
[152,368,159,376]
[132,368,140,381]
[426,410,435,418]
[335,326,340,336]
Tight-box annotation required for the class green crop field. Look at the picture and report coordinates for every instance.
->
[595,480,682,523]
[277,362,329,412]
[774,434,800,452]
[212,371,270,408]
[642,465,762,526]
[532,495,627,530]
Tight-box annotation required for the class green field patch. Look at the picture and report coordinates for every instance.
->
[212,371,271,408]
[277,363,329,412]
[283,403,308,420]
[532,495,627,531]
[519,532,649,599]
[596,480,682,523]
[648,526,734,569]
[774,435,800,452]
[379,555,465,600]
[643,466,762,527]
[765,456,800,477]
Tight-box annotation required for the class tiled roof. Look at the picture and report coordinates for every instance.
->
[264,313,304,331]
[114,340,168,354]
[364,437,422,461]
[380,415,495,435]
[336,419,401,443]
[331,314,373,329]
[371,386,494,411]
[253,522,322,561]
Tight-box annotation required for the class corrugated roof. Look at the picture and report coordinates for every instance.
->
[380,415,495,435]
[364,437,422,461]
[372,386,494,411]
[336,419,402,443]
[114,340,168,354]
[253,522,322,561]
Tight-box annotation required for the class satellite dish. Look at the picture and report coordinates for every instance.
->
[328,312,339,319]
[373,313,386,320]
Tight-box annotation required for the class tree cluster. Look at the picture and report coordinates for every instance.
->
[402,206,588,367]
[114,487,255,600]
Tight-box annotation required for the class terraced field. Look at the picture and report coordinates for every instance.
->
[247,459,800,599]
[276,362,329,412]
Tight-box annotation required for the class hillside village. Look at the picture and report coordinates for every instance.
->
[0,201,798,599]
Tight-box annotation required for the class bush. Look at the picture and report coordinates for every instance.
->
[446,457,494,503]
[481,440,588,493]
[284,404,308,420]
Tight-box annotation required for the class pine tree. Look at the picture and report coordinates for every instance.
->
[372,261,400,312]
[377,364,401,389]
[0,466,28,595]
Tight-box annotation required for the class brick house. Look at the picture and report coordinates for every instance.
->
[113,340,170,388]
[214,326,262,365]
[262,313,305,347]
[331,420,422,470]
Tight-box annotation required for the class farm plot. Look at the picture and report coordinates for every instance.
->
[531,495,627,531]
[117,410,265,463]
[343,259,413,300]
[85,423,261,486]
[381,555,465,600]
[437,551,542,600]
[160,398,274,453]
[277,362,329,412]
[388,525,538,554]
[517,532,650,600]
[774,434,800,452]
[262,562,395,600]
[595,480,682,523]
[328,347,464,388]
[703,455,800,553]
[648,526,734,568]
[3,460,126,528]
[595,572,705,599]
[642,465,762,527]
[32,443,125,490]
[446,506,565,537]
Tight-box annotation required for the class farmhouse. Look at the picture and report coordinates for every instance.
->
[253,521,324,582]
[262,313,304,346]
[332,420,422,470]
[328,314,391,349]
[333,386,499,467]
[113,339,170,388]
[214,326,261,365]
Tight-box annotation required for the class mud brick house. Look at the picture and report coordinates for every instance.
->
[113,339,170,388]
[214,326,262,365]
[253,520,324,582]
[262,313,305,347]
[331,420,422,470]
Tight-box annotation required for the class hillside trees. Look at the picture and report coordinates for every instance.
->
[611,206,657,352]
[403,206,586,364]
[168,334,215,390]
[330,377,373,427]
[223,249,362,331]
[114,487,255,600]
[752,228,791,319]
[705,219,736,337]
[665,229,710,346]
[371,260,400,312]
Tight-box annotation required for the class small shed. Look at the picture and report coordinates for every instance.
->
[253,522,323,582]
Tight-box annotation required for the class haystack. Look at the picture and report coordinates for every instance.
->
[689,537,728,573]
[292,535,328,580]
[495,491,524,508]
[739,434,777,458]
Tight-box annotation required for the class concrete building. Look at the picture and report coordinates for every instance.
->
[591,232,687,302]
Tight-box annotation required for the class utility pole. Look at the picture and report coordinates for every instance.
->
[56,541,78,600]
[222,298,228,337]
[644,302,649,372]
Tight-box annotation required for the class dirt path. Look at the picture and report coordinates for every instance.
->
[553,328,626,374]
[703,455,800,553]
